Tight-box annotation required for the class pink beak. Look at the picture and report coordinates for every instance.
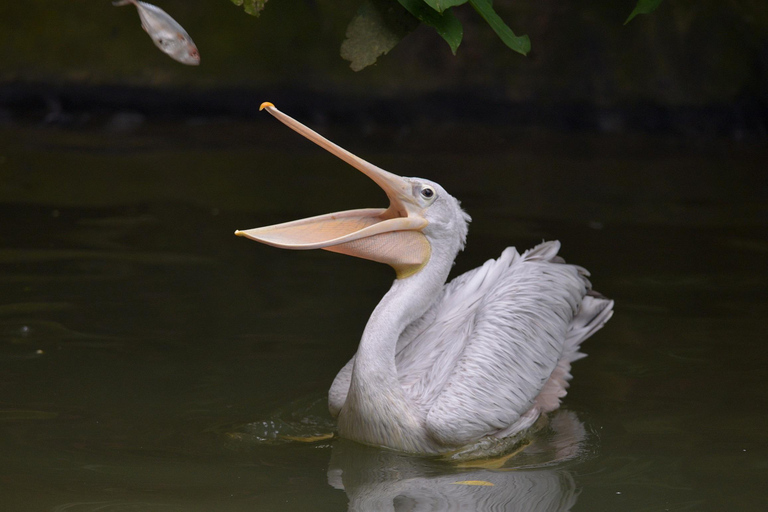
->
[235,103,431,279]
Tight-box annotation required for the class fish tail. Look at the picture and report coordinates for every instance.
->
[112,0,134,6]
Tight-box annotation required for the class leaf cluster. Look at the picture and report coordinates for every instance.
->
[230,0,665,70]
[400,0,530,57]
[339,0,531,71]
[230,0,268,17]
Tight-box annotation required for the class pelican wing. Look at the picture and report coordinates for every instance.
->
[396,241,594,447]
[330,240,613,447]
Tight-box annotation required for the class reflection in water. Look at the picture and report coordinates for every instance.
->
[327,411,586,511]
[230,400,587,511]
[331,463,576,512]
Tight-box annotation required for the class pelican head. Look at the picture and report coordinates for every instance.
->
[236,103,470,279]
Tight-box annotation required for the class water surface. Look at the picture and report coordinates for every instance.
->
[1,119,766,511]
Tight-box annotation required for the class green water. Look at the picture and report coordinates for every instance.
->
[0,120,766,511]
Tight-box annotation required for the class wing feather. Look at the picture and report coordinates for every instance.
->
[422,241,591,447]
[394,251,516,407]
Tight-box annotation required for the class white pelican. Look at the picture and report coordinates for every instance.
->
[236,102,614,455]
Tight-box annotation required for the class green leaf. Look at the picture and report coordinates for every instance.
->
[468,0,530,56]
[624,0,664,25]
[230,0,268,17]
[340,0,419,71]
[421,0,468,14]
[397,0,463,54]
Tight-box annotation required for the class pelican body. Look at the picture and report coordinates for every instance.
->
[237,103,614,455]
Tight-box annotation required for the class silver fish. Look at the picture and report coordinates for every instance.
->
[113,0,200,65]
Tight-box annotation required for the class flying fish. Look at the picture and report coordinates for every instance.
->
[113,0,200,65]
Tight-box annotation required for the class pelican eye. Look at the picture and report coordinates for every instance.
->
[420,187,435,200]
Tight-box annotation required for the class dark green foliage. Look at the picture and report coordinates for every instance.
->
[625,0,664,25]
[468,0,530,56]
[340,0,526,67]
[341,0,419,71]
[421,0,468,13]
[228,0,666,69]
[344,0,529,67]
[230,0,268,16]
[396,0,463,55]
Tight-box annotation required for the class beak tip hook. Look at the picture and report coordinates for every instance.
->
[260,102,275,111]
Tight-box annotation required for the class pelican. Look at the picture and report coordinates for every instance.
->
[236,102,614,456]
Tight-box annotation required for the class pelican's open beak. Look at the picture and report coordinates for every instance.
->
[235,103,431,278]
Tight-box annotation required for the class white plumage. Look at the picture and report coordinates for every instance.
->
[238,103,614,455]
[330,239,612,454]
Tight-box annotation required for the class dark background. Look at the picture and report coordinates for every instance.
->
[1,0,767,136]
[1,2,767,511]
